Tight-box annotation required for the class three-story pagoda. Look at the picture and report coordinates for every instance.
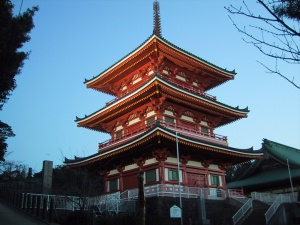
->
[65,2,263,195]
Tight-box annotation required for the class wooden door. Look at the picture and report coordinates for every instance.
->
[187,173,204,187]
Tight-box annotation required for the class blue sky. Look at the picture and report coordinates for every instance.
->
[2,0,300,172]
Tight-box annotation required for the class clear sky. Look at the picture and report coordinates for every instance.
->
[2,0,300,173]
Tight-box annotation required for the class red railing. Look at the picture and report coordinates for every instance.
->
[105,75,217,106]
[164,77,216,101]
[98,120,227,152]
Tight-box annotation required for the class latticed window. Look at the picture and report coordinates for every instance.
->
[165,116,174,125]
[201,127,209,135]
[169,169,179,181]
[115,130,123,139]
[211,175,219,186]
[146,117,155,126]
[146,169,156,183]
[109,179,118,191]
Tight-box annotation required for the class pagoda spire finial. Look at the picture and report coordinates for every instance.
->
[153,1,162,37]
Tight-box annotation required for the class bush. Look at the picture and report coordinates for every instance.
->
[60,211,92,225]
[96,214,136,225]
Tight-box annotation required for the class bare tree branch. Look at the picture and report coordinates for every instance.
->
[225,0,300,89]
[257,60,300,89]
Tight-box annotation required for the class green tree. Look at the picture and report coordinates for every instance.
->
[0,0,38,160]
[0,121,15,161]
[225,0,300,89]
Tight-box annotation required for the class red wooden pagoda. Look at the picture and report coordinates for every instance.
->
[65,2,263,196]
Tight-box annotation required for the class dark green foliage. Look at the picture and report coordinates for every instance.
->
[59,211,92,225]
[0,0,38,161]
[273,0,300,21]
[0,0,38,107]
[96,214,136,225]
[0,121,15,161]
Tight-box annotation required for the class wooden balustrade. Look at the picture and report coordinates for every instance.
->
[99,120,227,152]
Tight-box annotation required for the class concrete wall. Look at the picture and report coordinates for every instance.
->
[145,197,239,225]
[269,203,300,225]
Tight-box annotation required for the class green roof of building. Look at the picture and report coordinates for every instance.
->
[226,139,300,188]
[227,167,300,188]
[263,139,300,167]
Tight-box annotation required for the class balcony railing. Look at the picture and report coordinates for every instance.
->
[98,120,227,152]
[163,76,216,101]
[105,74,216,106]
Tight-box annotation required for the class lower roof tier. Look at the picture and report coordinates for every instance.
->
[65,124,263,170]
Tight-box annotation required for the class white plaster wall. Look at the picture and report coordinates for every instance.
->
[146,111,155,117]
[116,125,123,131]
[109,169,119,175]
[186,161,203,167]
[164,110,173,116]
[144,158,157,166]
[124,164,139,172]
[200,121,208,126]
[128,117,141,126]
[208,164,219,170]
[166,157,178,164]
[181,115,193,122]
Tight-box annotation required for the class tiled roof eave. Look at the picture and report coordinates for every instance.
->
[263,139,300,167]
[157,35,236,77]
[75,76,249,126]
[65,125,263,167]
[84,34,236,86]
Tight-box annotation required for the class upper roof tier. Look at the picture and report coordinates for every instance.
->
[76,75,249,131]
[85,34,236,95]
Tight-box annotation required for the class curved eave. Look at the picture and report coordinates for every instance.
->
[263,139,300,167]
[227,167,300,189]
[85,34,236,91]
[158,76,249,115]
[65,126,263,167]
[76,76,249,129]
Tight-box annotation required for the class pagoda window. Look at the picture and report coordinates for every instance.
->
[145,169,157,183]
[167,169,182,182]
[210,175,220,186]
[164,116,175,126]
[200,120,210,136]
[115,130,123,139]
[201,127,210,136]
[169,169,178,181]
[109,178,118,191]
[146,117,156,126]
